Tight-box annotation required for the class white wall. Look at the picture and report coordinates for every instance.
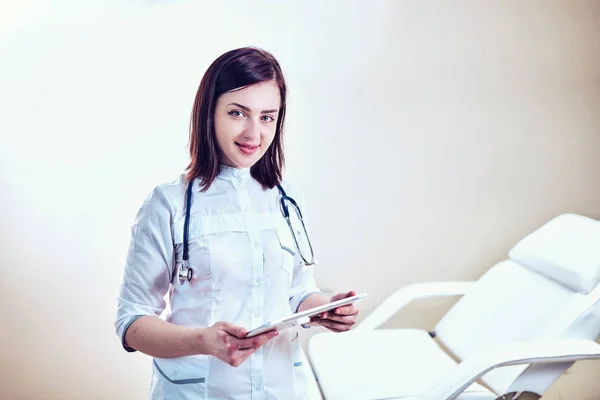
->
[1,1,599,399]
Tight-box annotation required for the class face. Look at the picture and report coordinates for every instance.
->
[213,81,281,169]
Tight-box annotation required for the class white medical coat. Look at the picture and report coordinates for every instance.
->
[115,165,320,399]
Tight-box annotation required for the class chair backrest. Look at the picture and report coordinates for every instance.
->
[434,213,600,396]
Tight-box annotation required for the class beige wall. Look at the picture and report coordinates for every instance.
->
[0,0,599,399]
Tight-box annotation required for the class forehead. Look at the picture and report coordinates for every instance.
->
[217,81,281,110]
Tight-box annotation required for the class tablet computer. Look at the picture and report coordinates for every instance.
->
[246,292,369,337]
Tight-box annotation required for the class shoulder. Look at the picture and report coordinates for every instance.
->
[137,174,188,218]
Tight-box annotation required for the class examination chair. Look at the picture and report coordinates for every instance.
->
[307,213,600,400]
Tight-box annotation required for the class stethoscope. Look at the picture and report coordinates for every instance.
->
[177,181,315,285]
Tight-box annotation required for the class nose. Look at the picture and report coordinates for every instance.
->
[243,118,261,140]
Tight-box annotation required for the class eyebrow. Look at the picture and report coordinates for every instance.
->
[227,102,278,114]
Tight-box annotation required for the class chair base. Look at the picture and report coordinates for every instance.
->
[497,392,541,400]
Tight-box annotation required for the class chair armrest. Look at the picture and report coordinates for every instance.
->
[418,339,600,400]
[356,281,476,331]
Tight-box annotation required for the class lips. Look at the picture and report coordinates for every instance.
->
[235,142,259,155]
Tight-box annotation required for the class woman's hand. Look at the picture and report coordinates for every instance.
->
[309,290,360,332]
[200,322,278,367]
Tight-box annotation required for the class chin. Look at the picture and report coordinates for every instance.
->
[235,151,265,168]
[235,161,255,169]
[221,146,265,169]
[232,156,260,169]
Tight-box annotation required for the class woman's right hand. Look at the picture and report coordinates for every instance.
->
[200,322,278,367]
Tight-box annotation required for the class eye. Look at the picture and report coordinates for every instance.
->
[228,110,245,118]
[261,115,275,123]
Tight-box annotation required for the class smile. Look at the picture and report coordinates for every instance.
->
[235,142,260,155]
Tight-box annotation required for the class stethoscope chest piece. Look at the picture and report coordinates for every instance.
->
[178,261,193,285]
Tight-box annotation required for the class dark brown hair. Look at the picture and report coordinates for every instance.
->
[185,47,287,191]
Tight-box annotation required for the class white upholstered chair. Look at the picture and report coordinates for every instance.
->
[308,213,600,400]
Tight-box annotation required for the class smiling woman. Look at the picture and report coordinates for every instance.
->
[214,82,281,168]
[113,46,360,400]
[186,47,288,192]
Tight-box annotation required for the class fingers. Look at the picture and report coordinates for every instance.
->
[226,330,278,352]
[310,315,356,327]
[312,317,354,332]
[228,347,258,367]
[224,330,278,367]
[311,292,359,332]
[316,302,358,320]
[314,312,356,324]
[325,290,359,321]
[235,330,278,350]
[218,321,247,339]
[330,290,356,302]
[332,304,358,316]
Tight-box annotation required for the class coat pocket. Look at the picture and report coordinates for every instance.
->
[152,354,208,385]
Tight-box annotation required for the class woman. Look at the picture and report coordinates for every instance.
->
[114,46,360,399]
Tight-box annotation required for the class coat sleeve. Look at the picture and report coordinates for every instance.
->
[114,185,174,352]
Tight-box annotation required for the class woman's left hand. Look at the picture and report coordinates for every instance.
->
[309,290,360,332]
